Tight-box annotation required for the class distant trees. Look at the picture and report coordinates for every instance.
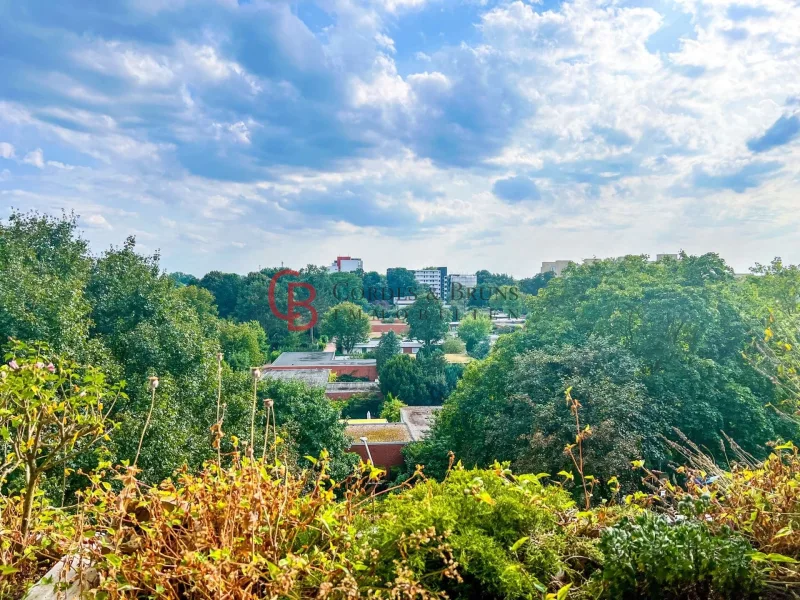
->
[488,285,528,317]
[458,313,492,352]
[386,268,418,298]
[321,302,370,353]
[406,295,448,348]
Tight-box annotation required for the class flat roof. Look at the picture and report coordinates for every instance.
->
[346,422,413,444]
[262,369,330,386]
[326,381,380,392]
[269,352,376,367]
[400,406,441,441]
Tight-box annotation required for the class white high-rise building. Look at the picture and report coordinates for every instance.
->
[327,256,363,273]
[446,273,477,300]
[414,268,447,299]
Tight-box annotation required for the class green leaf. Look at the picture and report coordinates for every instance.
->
[510,536,529,552]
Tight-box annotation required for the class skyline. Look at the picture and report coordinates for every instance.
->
[1,0,799,277]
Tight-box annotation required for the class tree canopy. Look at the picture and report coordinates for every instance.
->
[412,254,800,480]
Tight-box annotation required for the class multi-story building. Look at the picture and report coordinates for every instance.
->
[327,256,363,273]
[540,260,574,276]
[446,273,477,300]
[414,267,447,299]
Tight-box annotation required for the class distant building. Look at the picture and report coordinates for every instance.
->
[656,253,679,261]
[414,267,447,299]
[447,273,477,300]
[265,351,377,381]
[400,406,442,441]
[541,260,574,276]
[327,256,363,273]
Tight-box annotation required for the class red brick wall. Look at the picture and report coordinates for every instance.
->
[331,364,378,380]
[349,443,406,468]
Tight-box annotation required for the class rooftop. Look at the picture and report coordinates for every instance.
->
[400,406,441,441]
[345,422,412,444]
[326,381,380,392]
[269,351,376,367]
[262,369,330,387]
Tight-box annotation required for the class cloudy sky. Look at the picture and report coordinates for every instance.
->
[1,0,798,277]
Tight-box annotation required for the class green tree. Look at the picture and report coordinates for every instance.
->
[260,378,357,479]
[458,313,492,352]
[219,320,268,371]
[321,302,370,354]
[488,285,527,317]
[199,271,243,318]
[376,331,401,372]
[0,211,92,356]
[379,355,428,406]
[169,272,199,287]
[518,271,555,296]
[414,254,798,481]
[406,295,448,348]
[441,337,466,354]
[387,268,418,299]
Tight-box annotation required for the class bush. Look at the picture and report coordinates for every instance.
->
[599,513,761,599]
[376,464,612,599]
[340,392,384,419]
[468,339,491,359]
[380,394,406,422]
[441,337,466,354]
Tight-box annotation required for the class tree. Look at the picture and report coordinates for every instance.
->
[0,211,92,356]
[362,271,388,304]
[260,378,357,479]
[441,337,466,354]
[169,272,199,287]
[376,331,401,372]
[0,340,125,537]
[519,272,554,296]
[379,355,428,406]
[458,313,492,352]
[199,271,243,318]
[489,285,528,317]
[406,295,448,348]
[219,320,268,371]
[413,255,799,481]
[321,302,370,354]
[387,268,418,299]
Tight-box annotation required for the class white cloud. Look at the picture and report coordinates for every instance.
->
[23,148,44,169]
[83,214,113,230]
[0,142,14,159]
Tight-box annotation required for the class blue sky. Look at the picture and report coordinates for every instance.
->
[1,0,799,276]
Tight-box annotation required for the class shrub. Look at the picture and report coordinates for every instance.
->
[375,464,613,599]
[599,513,761,599]
[340,392,384,419]
[441,337,466,354]
[380,394,406,422]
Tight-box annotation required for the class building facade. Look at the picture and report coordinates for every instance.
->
[327,256,363,273]
[414,267,447,299]
[446,273,477,300]
[541,260,574,276]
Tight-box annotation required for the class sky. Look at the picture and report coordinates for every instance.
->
[1,0,799,278]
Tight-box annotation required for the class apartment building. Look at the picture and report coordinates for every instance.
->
[327,256,363,273]
[414,267,448,299]
[446,273,477,300]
